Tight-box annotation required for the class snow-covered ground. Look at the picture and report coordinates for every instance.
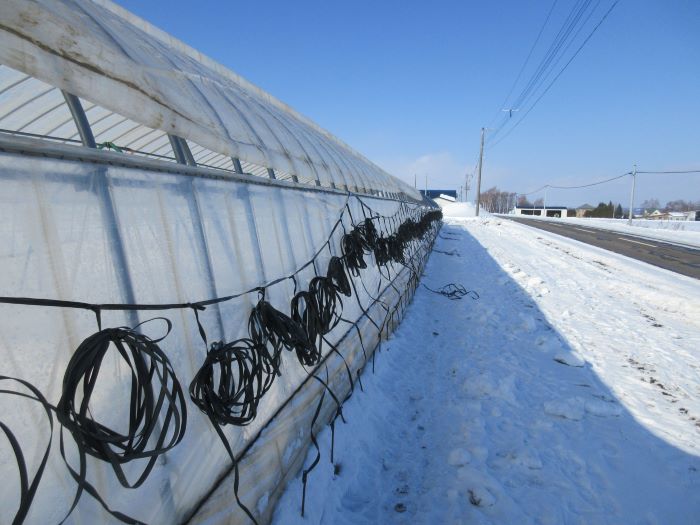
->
[503,214,700,248]
[272,215,700,525]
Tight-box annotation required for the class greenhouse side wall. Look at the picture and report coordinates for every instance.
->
[0,151,438,524]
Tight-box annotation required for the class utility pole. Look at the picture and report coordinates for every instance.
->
[543,186,548,217]
[464,173,472,204]
[425,174,427,195]
[414,173,416,189]
[628,164,637,226]
[475,128,485,217]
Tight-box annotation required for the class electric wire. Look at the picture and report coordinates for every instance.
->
[0,193,443,525]
[487,0,560,129]
[488,0,620,150]
[516,171,630,196]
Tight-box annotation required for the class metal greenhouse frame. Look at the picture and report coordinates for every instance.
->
[0,1,441,524]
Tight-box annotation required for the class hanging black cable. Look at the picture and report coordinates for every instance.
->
[189,338,276,427]
[290,290,324,367]
[0,376,54,525]
[341,229,368,276]
[248,296,314,374]
[56,318,187,490]
[422,283,479,301]
[189,337,280,525]
[326,256,351,297]
[0,196,443,525]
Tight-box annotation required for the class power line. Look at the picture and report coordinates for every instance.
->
[517,171,630,196]
[489,0,620,150]
[549,172,630,189]
[486,0,559,129]
[515,166,700,197]
[487,0,600,144]
[514,0,603,115]
[636,169,700,174]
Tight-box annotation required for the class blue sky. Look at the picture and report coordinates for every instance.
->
[117,0,699,207]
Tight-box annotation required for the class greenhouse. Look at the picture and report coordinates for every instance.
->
[0,1,439,524]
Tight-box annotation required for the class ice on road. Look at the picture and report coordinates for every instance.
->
[273,215,700,525]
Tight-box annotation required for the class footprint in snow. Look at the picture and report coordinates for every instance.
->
[545,397,622,420]
[468,487,496,507]
[340,487,372,512]
[491,449,543,471]
[448,448,472,467]
[554,351,585,367]
[544,397,586,421]
[584,399,622,417]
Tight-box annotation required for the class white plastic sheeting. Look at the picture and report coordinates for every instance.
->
[0,152,429,524]
[0,0,420,198]
[0,2,436,522]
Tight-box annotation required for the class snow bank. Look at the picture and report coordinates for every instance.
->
[502,214,700,247]
[272,216,700,525]
[441,202,477,218]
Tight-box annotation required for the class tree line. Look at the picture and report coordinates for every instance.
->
[639,198,700,213]
[478,187,699,216]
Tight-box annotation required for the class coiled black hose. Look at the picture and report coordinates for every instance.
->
[190,338,276,427]
[341,230,367,276]
[248,298,314,373]
[373,236,392,267]
[56,319,187,490]
[308,276,343,336]
[189,337,280,525]
[355,217,379,251]
[422,283,479,300]
[290,290,324,366]
[388,234,406,264]
[327,256,351,297]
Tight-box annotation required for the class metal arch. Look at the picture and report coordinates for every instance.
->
[239,90,347,189]
[270,110,339,188]
[231,157,244,174]
[247,98,323,186]
[168,134,196,166]
[62,91,96,148]
[218,86,292,169]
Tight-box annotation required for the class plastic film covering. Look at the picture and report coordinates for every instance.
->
[0,0,420,199]
[0,151,437,524]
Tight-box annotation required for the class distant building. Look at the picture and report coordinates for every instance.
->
[420,189,457,199]
[645,210,689,221]
[575,203,594,218]
[432,194,457,207]
[419,189,458,208]
[514,205,568,218]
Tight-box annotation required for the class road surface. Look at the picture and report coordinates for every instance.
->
[503,217,700,280]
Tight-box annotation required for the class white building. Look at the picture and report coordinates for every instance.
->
[513,206,568,218]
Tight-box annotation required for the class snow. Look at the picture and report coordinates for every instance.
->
[272,214,700,525]
[503,214,700,248]
[440,201,477,218]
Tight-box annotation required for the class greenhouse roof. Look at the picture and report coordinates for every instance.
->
[0,0,420,199]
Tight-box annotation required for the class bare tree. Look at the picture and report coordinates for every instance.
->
[664,199,698,212]
[517,195,532,207]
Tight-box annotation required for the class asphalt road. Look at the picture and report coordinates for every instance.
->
[503,217,700,280]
